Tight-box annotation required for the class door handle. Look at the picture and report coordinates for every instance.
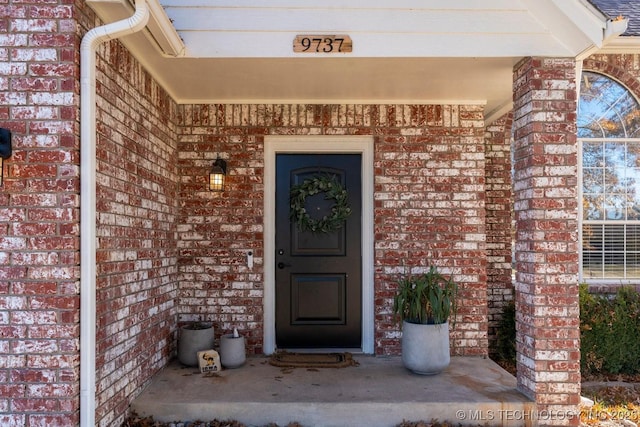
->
[277,262,291,269]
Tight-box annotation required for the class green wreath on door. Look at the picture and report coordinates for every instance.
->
[289,175,352,233]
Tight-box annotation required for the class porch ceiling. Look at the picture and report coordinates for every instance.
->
[87,0,614,123]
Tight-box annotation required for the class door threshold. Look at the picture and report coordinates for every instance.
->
[274,348,366,354]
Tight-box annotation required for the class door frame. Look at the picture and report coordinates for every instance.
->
[264,136,374,354]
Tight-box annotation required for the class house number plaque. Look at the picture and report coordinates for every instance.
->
[293,35,352,53]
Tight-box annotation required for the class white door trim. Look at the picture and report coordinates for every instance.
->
[264,135,374,354]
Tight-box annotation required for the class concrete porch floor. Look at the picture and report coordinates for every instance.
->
[130,356,535,427]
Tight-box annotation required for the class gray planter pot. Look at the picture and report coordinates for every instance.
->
[219,334,246,369]
[401,320,450,375]
[177,323,215,367]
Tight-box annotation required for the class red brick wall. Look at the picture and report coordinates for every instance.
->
[92,32,179,427]
[0,1,81,426]
[1,1,180,425]
[512,57,580,426]
[178,104,489,356]
[485,112,515,353]
[583,54,640,95]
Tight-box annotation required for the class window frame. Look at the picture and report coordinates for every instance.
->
[579,71,640,284]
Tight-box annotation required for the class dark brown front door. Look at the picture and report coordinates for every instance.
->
[275,154,362,348]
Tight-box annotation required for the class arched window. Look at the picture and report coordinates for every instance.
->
[580,71,640,281]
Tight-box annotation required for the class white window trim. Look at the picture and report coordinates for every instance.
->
[578,69,640,284]
[579,137,640,284]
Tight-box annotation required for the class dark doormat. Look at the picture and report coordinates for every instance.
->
[269,352,359,368]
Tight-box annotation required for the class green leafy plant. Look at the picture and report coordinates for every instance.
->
[393,266,457,325]
[494,300,516,364]
[183,321,213,330]
[490,286,640,378]
[580,284,640,376]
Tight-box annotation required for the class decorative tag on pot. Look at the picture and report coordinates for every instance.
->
[197,349,221,373]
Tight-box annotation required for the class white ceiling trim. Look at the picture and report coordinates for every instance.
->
[174,98,489,106]
[599,37,640,54]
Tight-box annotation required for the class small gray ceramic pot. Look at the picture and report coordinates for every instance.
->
[219,334,246,368]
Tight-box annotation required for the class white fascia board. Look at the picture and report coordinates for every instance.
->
[87,0,185,57]
[161,0,522,9]
[178,32,573,58]
[598,36,640,54]
[145,0,185,56]
[522,0,607,56]
[576,20,629,60]
[86,0,132,23]
[553,0,609,45]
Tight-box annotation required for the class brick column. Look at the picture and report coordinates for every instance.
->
[512,58,581,426]
[1,1,81,426]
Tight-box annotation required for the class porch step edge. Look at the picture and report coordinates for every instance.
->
[130,400,538,427]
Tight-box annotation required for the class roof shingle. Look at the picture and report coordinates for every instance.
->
[589,0,640,36]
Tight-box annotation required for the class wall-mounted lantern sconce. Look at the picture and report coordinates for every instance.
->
[0,128,12,187]
[209,157,227,192]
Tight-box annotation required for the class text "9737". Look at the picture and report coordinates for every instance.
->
[293,35,353,53]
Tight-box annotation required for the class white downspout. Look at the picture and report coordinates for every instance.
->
[80,2,149,426]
